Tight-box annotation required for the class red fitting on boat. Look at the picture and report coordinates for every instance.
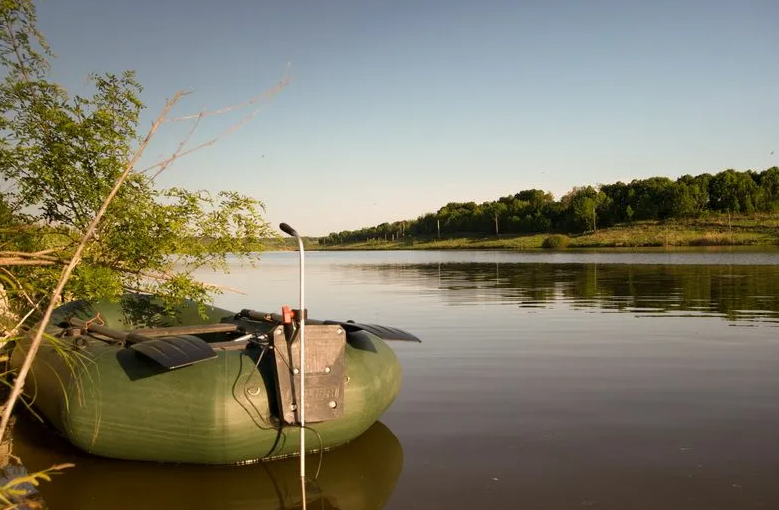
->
[281,305,293,325]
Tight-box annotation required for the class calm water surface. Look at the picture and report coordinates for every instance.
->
[15,249,779,509]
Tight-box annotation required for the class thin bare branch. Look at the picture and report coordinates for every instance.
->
[201,282,247,295]
[0,91,185,443]
[141,68,290,179]
[149,109,204,179]
[0,267,36,309]
[123,280,246,296]
[0,249,61,261]
[0,179,18,195]
[0,258,56,266]
[123,267,248,295]
[15,248,60,256]
[148,105,266,179]
[2,12,32,83]
[0,300,42,341]
[163,64,290,123]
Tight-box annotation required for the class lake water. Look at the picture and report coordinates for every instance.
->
[13,249,779,509]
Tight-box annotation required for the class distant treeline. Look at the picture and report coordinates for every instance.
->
[320,167,779,244]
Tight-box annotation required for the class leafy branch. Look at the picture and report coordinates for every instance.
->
[0,89,183,442]
[0,462,73,509]
[0,0,288,499]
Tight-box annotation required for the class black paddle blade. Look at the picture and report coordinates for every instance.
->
[130,335,218,369]
[323,321,421,342]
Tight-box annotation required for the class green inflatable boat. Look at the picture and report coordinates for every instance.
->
[10,294,419,465]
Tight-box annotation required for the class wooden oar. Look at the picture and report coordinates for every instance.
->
[237,309,422,342]
[68,318,218,370]
[130,323,239,337]
[68,317,153,344]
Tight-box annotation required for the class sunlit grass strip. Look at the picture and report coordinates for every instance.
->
[322,219,779,251]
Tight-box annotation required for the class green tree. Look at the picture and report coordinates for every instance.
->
[482,201,507,234]
[0,0,273,317]
[629,177,676,220]
[561,186,603,233]
[667,182,698,218]
[708,169,760,213]
[756,167,779,211]
[599,181,630,225]
[678,174,711,214]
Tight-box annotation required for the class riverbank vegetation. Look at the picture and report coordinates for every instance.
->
[0,1,282,505]
[320,169,779,248]
[320,214,779,250]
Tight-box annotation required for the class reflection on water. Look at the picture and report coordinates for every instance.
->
[13,250,779,510]
[355,262,779,324]
[12,413,402,510]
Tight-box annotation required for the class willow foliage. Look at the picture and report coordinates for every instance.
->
[0,0,272,318]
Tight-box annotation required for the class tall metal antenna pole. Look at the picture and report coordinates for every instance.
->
[279,223,306,489]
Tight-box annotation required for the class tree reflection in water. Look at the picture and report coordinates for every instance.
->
[354,262,779,324]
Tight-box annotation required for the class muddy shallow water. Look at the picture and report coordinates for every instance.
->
[13,249,779,509]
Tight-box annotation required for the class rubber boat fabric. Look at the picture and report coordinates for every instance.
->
[10,294,418,465]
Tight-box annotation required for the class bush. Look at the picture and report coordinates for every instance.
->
[542,234,570,249]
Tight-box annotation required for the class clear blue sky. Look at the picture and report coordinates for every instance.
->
[37,0,779,236]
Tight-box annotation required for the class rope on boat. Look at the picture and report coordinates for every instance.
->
[236,340,325,476]
[82,312,105,329]
[238,343,274,429]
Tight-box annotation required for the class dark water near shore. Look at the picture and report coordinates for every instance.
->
[14,249,779,509]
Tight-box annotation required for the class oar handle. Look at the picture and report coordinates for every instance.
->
[68,317,152,345]
[239,309,273,322]
[239,309,319,325]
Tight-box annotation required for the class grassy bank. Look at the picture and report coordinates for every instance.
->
[251,236,321,251]
[317,214,779,250]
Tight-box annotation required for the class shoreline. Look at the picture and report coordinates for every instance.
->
[256,215,779,252]
[312,217,779,251]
